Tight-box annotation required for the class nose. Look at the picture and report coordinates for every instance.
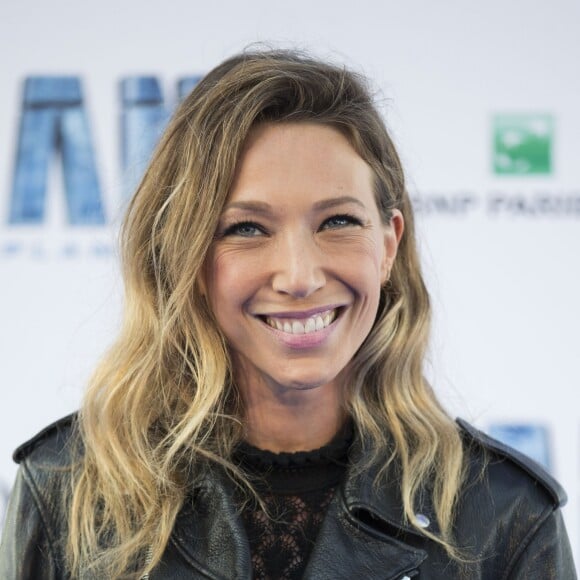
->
[271,230,326,298]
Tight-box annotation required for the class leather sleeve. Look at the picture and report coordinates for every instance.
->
[507,508,577,580]
[0,466,58,579]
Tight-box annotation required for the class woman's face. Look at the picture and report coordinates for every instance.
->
[203,122,403,396]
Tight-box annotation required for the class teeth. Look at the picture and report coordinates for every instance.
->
[292,320,305,334]
[265,309,338,335]
[304,318,315,333]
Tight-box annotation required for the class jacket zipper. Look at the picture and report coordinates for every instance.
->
[140,545,153,580]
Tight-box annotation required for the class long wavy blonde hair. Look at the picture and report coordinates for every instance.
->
[68,49,465,578]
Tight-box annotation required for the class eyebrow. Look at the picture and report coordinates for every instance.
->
[313,196,366,211]
[224,195,367,213]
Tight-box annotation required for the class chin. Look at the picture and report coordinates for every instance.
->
[272,370,342,392]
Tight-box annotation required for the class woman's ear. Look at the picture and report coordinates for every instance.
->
[381,209,404,284]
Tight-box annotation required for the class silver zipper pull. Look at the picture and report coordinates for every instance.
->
[140,545,153,580]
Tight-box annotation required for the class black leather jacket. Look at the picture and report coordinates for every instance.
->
[0,414,576,579]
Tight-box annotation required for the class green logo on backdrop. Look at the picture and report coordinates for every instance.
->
[493,114,553,175]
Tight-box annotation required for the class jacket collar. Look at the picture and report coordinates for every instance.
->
[342,437,441,539]
[169,441,430,579]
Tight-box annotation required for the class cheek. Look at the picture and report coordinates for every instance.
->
[205,251,238,315]
[205,248,264,318]
[207,246,245,286]
[332,234,384,282]
[338,240,385,326]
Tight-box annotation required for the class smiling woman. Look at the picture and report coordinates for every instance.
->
[0,50,575,579]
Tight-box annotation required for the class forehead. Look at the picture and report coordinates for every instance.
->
[228,122,375,206]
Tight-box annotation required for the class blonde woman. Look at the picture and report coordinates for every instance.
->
[0,50,575,579]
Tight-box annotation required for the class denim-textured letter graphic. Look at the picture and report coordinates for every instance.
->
[9,77,105,225]
[121,75,201,198]
[177,76,202,101]
[120,77,168,199]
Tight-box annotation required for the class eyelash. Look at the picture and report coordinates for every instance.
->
[221,221,265,237]
[220,213,364,238]
[319,213,364,230]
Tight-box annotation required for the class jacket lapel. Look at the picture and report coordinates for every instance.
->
[342,444,441,539]
[304,444,430,579]
[303,496,426,580]
[169,473,252,580]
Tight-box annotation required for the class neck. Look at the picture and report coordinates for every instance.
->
[241,380,346,453]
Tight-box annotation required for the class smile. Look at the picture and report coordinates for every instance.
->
[263,308,338,335]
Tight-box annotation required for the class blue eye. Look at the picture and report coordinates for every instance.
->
[320,214,363,230]
[222,221,265,237]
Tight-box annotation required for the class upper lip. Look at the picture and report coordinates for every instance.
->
[255,304,345,319]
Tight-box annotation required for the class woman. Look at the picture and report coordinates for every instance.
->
[0,49,575,579]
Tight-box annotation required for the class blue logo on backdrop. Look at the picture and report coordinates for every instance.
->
[6,74,201,227]
[488,423,552,471]
[2,74,201,259]
[9,77,105,225]
[120,76,200,199]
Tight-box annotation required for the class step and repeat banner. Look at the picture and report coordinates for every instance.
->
[1,0,579,563]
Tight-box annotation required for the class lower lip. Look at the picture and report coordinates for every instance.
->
[260,315,340,349]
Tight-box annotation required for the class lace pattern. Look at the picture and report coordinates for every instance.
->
[240,485,336,579]
[234,423,352,579]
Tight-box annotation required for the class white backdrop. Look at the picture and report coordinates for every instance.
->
[1,0,579,566]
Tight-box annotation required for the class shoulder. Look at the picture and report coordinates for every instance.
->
[12,412,82,520]
[453,419,574,576]
[2,415,80,575]
[13,412,80,466]
[12,413,82,522]
[456,418,566,508]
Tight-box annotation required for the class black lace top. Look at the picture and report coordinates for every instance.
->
[233,425,353,580]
